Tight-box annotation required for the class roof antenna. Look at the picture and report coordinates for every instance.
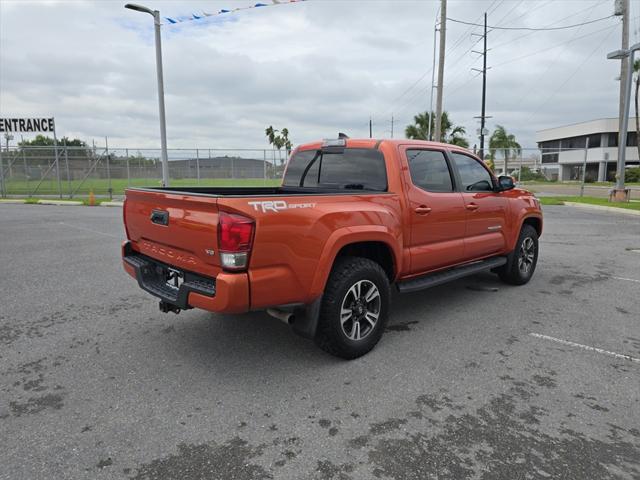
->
[338,132,349,139]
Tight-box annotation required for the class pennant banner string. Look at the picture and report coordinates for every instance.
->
[165,0,307,25]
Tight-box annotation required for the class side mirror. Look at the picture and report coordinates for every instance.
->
[498,175,515,191]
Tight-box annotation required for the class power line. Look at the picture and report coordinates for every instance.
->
[447,14,614,31]
[525,26,619,123]
[490,0,611,50]
[497,0,603,110]
[385,0,495,117]
[489,22,619,69]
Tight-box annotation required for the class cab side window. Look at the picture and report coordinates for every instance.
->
[406,149,454,193]
[450,152,494,192]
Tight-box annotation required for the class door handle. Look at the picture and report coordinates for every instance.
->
[150,209,169,226]
[415,206,432,215]
[465,203,479,211]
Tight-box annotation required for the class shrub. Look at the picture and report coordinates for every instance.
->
[519,166,548,182]
[625,167,640,183]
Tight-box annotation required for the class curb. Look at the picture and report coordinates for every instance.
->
[99,202,124,207]
[563,202,640,216]
[0,199,27,204]
[37,199,83,206]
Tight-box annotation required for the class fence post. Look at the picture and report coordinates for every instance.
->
[23,147,28,194]
[518,153,523,183]
[126,148,130,187]
[53,131,62,199]
[105,137,112,200]
[196,148,200,185]
[0,147,5,198]
[63,139,72,197]
[263,149,267,185]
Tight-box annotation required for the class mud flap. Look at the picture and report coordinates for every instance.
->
[291,296,323,339]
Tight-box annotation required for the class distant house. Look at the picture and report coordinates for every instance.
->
[536,118,640,182]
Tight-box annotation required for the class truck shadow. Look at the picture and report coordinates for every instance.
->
[149,271,511,374]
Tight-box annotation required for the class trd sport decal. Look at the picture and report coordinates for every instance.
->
[248,201,316,213]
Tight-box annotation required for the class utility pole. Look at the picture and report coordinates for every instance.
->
[615,0,629,196]
[434,0,447,142]
[428,10,439,141]
[472,13,489,160]
[369,117,373,138]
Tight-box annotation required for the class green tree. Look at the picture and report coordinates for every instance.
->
[489,125,521,175]
[19,135,86,148]
[18,135,90,160]
[281,128,293,156]
[485,157,495,172]
[405,111,469,147]
[265,126,293,166]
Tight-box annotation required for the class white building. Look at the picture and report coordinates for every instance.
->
[536,118,640,181]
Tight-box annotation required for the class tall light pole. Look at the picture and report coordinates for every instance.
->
[607,41,640,201]
[125,3,170,187]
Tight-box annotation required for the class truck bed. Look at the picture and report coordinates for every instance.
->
[131,185,387,197]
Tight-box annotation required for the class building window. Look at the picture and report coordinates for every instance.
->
[541,153,559,164]
[608,133,618,147]
[587,134,601,148]
[627,132,637,147]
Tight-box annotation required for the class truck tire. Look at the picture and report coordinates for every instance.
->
[497,224,539,285]
[315,257,390,359]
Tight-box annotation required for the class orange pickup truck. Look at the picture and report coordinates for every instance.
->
[122,138,542,358]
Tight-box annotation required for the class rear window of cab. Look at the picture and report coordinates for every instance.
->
[283,148,388,191]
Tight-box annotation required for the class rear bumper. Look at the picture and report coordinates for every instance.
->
[122,241,249,313]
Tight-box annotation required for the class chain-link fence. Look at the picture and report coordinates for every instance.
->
[0,142,287,199]
[0,142,636,199]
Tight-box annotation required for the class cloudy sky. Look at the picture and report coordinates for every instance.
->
[1,0,638,153]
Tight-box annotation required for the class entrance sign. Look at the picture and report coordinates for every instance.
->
[0,117,55,133]
[0,117,59,198]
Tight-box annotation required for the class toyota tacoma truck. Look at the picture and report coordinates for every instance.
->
[122,138,542,359]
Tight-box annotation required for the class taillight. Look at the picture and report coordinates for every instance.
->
[218,211,255,271]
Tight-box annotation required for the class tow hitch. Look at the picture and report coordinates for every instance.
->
[159,301,181,314]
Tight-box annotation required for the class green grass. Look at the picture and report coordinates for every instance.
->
[538,196,640,210]
[15,196,107,206]
[522,180,640,187]
[4,177,281,197]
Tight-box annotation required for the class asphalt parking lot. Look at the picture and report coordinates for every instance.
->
[1,203,639,479]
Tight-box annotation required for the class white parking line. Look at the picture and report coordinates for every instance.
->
[612,276,640,284]
[530,333,640,364]
[59,222,121,239]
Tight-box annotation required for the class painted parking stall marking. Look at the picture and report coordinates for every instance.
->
[612,276,640,284]
[530,333,640,363]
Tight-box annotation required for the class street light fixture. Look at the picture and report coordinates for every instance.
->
[607,41,640,200]
[125,3,170,187]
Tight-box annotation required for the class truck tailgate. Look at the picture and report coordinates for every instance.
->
[124,189,221,277]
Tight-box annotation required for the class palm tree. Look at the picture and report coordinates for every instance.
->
[281,128,293,157]
[265,126,277,146]
[265,125,279,165]
[265,126,293,166]
[405,111,469,147]
[634,59,640,163]
[489,125,521,175]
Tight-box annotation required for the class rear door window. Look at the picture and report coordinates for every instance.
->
[406,149,454,192]
[450,152,494,192]
[283,148,387,191]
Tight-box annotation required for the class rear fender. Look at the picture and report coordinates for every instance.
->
[309,226,402,298]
